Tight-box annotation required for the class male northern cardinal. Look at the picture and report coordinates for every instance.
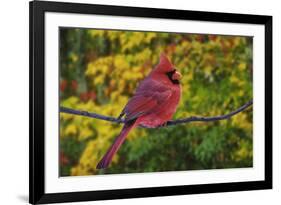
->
[96,53,182,169]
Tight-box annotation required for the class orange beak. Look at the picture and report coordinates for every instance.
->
[172,71,182,81]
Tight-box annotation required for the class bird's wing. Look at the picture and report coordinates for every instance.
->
[123,79,172,121]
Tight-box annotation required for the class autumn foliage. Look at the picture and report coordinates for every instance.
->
[59,28,253,176]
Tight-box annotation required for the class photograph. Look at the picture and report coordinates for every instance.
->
[59,28,253,176]
[0,0,277,203]
[29,1,272,203]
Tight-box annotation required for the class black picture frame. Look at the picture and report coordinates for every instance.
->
[29,0,272,204]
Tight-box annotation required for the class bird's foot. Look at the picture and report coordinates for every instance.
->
[158,122,168,128]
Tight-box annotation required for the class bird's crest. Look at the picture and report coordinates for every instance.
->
[156,53,174,73]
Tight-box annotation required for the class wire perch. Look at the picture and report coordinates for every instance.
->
[60,100,253,128]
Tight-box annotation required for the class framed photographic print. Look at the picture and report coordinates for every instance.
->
[29,0,272,204]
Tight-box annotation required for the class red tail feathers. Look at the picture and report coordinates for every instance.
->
[96,120,137,169]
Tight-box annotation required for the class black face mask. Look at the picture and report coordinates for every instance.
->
[166,69,180,84]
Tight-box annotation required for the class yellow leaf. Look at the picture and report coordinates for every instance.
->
[65,124,77,135]
[238,62,247,71]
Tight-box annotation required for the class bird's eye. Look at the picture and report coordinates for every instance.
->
[165,69,176,76]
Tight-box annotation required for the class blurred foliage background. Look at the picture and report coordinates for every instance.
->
[59,28,253,176]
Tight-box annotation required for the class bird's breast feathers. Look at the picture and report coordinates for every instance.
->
[122,78,181,127]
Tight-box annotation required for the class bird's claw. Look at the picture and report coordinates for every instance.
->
[158,122,168,128]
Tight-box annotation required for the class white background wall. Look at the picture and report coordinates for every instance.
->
[0,0,279,204]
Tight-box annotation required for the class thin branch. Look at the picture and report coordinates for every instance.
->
[60,100,252,128]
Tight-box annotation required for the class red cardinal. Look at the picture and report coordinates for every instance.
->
[96,53,182,169]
